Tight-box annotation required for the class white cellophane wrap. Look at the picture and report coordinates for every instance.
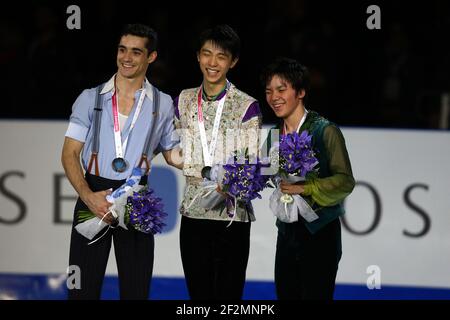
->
[269,174,319,223]
[187,164,227,210]
[75,168,145,240]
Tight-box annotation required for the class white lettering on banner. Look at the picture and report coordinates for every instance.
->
[0,121,450,289]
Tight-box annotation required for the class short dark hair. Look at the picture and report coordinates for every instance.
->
[197,24,240,60]
[260,57,310,94]
[119,23,158,54]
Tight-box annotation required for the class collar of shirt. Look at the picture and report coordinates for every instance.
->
[100,74,154,101]
[201,80,230,102]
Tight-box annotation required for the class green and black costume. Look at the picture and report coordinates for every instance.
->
[265,110,355,299]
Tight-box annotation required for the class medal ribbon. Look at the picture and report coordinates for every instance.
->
[197,82,228,167]
[112,88,146,161]
[282,109,308,135]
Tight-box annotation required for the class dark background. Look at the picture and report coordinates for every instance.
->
[1,0,449,128]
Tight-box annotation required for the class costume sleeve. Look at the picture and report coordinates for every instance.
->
[173,95,180,121]
[239,101,262,157]
[302,125,355,206]
[65,89,94,143]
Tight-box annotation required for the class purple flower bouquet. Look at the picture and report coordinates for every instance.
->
[222,155,270,204]
[76,167,167,243]
[269,130,319,223]
[279,130,319,178]
[192,150,270,221]
[220,151,271,219]
[124,188,167,234]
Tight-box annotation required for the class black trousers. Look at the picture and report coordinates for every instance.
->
[179,215,251,300]
[275,218,342,300]
[68,173,154,300]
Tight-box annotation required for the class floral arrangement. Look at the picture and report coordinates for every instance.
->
[221,151,271,205]
[267,130,320,223]
[123,188,166,234]
[76,168,166,243]
[278,130,319,178]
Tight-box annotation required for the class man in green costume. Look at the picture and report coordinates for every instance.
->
[261,57,355,300]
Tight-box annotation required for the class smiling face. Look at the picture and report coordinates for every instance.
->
[265,75,305,119]
[197,40,238,87]
[116,34,156,80]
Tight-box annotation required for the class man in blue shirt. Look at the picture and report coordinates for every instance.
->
[61,23,181,299]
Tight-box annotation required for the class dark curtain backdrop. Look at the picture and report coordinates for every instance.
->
[2,0,449,129]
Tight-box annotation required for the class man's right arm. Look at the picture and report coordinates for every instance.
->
[159,94,184,170]
[61,137,113,223]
